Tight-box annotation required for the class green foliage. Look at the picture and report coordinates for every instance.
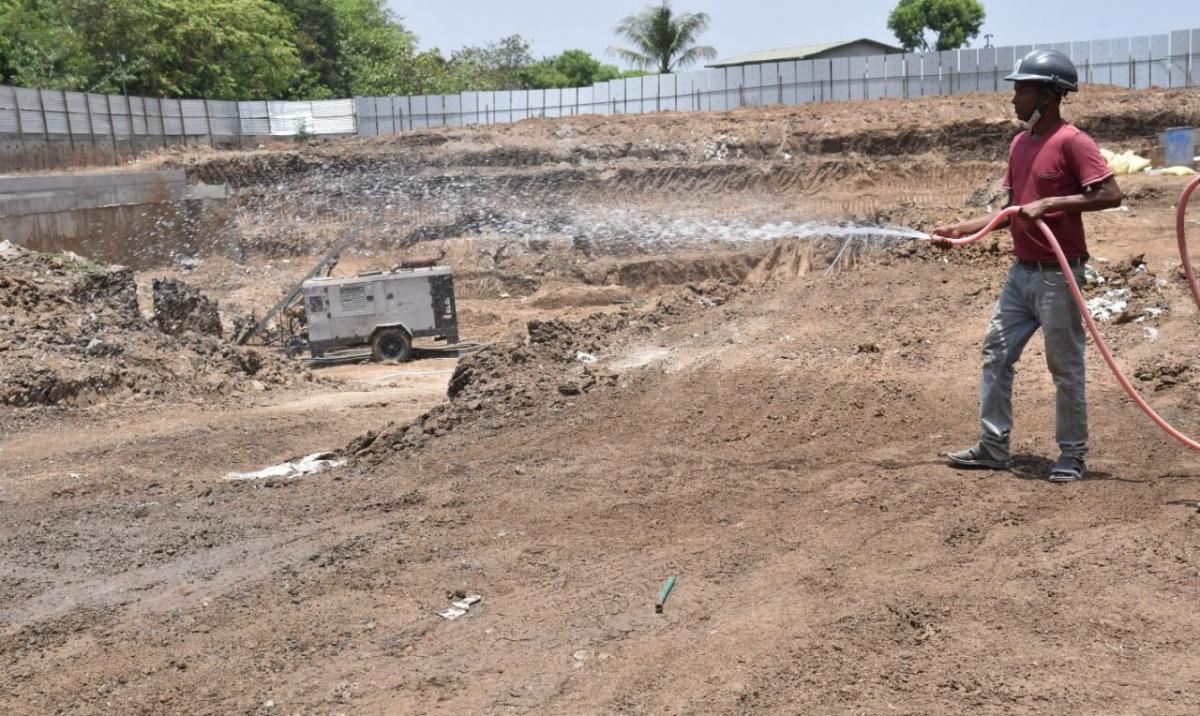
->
[327,0,424,95]
[0,1,677,100]
[0,0,431,98]
[446,35,535,91]
[0,0,92,90]
[887,0,986,52]
[274,0,346,98]
[0,0,305,98]
[148,0,306,99]
[515,49,629,89]
[293,117,313,142]
[608,0,716,75]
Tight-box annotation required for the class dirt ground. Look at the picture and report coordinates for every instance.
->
[3,87,1200,715]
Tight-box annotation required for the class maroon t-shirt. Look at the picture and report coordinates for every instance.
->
[1001,121,1113,262]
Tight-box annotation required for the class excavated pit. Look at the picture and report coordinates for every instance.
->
[3,87,1200,715]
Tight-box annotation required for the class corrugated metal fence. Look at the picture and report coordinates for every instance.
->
[0,28,1196,166]
[0,91,355,169]
[358,29,1200,133]
[0,91,355,142]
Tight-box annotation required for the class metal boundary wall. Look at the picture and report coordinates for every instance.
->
[0,27,1195,166]
[357,28,1200,135]
[0,92,356,143]
[0,93,355,170]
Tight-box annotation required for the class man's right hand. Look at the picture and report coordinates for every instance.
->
[929,225,963,249]
[929,204,1010,249]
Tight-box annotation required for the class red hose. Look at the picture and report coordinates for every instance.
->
[943,174,1200,453]
[1177,176,1200,312]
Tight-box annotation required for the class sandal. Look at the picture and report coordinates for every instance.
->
[1049,454,1087,482]
[946,442,1013,470]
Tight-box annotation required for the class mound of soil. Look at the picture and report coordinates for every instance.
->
[523,282,634,309]
[0,246,306,408]
[347,315,626,461]
[347,281,738,461]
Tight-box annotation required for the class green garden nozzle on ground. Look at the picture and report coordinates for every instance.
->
[655,576,677,613]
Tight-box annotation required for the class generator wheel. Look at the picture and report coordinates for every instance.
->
[371,328,412,362]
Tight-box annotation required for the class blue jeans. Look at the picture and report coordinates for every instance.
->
[978,262,1089,459]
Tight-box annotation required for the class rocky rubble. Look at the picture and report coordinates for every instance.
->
[152,278,223,337]
[0,245,307,408]
[1133,361,1194,391]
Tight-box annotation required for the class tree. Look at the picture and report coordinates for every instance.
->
[0,0,305,99]
[548,49,628,87]
[327,0,425,95]
[608,1,716,74]
[516,49,628,89]
[274,0,347,98]
[0,0,636,99]
[0,0,90,90]
[148,0,306,99]
[448,35,535,91]
[887,0,986,52]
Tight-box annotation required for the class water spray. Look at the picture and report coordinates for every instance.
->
[820,225,930,275]
[939,175,1200,453]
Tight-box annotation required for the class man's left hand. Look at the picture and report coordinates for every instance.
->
[1017,199,1055,222]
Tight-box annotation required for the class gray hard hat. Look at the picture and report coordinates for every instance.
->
[1004,49,1079,92]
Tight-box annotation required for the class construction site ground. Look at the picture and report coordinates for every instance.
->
[3,87,1200,714]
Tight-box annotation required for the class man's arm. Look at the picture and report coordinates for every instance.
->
[929,192,1013,247]
[1018,175,1123,222]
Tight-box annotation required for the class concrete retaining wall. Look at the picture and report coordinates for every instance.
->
[0,170,187,215]
[0,169,233,268]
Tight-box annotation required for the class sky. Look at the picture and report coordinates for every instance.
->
[389,1,1197,65]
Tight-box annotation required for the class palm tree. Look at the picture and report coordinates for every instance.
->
[608,1,717,75]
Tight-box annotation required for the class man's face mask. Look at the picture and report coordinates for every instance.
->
[1028,100,1043,127]
[1027,88,1057,127]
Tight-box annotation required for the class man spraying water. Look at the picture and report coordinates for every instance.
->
[930,49,1123,482]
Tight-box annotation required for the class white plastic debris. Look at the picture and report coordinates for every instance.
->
[575,351,598,364]
[1086,289,1130,322]
[223,452,346,481]
[0,240,24,260]
[438,594,482,620]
